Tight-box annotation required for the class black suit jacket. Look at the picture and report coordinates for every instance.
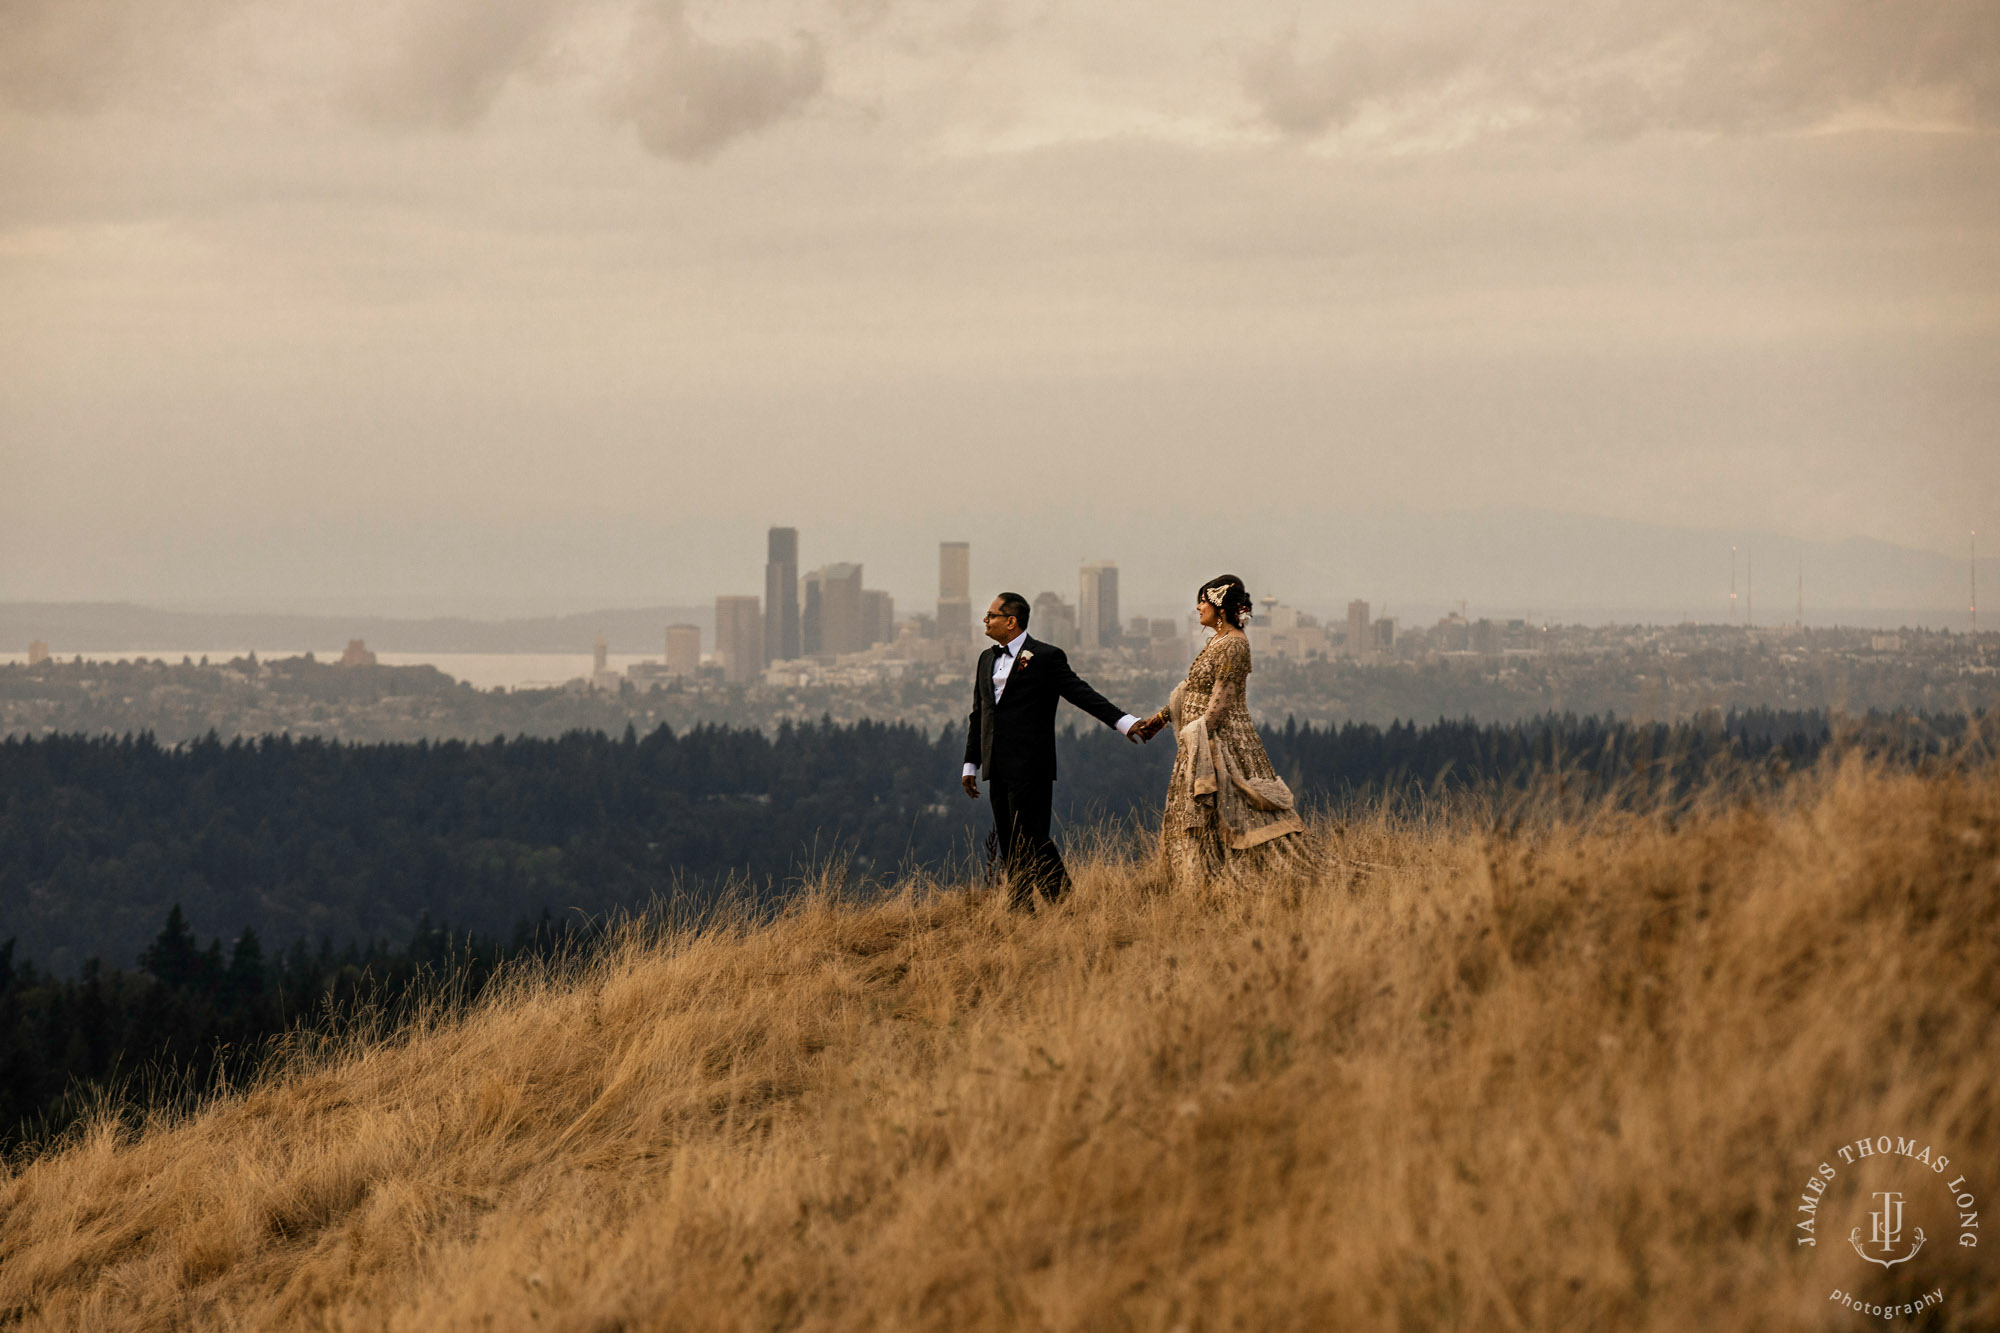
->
[963,636,1127,782]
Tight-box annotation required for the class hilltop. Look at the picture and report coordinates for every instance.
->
[2,761,1996,1330]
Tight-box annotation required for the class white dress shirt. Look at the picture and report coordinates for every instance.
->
[964,630,1138,778]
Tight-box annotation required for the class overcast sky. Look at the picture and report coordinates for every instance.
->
[3,0,1995,617]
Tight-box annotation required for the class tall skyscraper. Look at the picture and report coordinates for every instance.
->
[665,624,701,676]
[803,563,865,656]
[861,589,895,648]
[1079,562,1119,650]
[714,595,764,684]
[1031,591,1077,649]
[1346,600,1371,657]
[937,541,972,644]
[764,527,800,665]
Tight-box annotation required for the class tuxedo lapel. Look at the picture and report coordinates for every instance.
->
[994,636,1039,707]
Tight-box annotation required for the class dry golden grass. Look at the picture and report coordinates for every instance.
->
[2,759,1997,1331]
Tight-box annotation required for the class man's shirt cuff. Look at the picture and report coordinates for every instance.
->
[962,762,978,778]
[1116,714,1138,735]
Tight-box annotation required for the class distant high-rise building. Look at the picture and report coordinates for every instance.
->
[665,624,701,676]
[1031,592,1077,649]
[765,527,800,665]
[339,639,377,668]
[589,632,620,691]
[803,563,864,656]
[714,596,764,683]
[1079,562,1119,650]
[937,541,972,644]
[802,576,821,657]
[861,589,895,648]
[26,640,49,666]
[1346,600,1370,657]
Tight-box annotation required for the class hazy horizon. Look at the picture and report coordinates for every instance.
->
[5,2,1995,618]
[4,506,1990,633]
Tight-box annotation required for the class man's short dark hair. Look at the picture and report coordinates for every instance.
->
[996,592,1031,629]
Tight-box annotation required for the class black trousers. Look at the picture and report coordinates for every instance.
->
[987,777,1069,908]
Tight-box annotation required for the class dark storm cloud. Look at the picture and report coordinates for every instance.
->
[1245,1,2000,140]
[611,2,825,161]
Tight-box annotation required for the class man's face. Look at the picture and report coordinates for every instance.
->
[982,597,1019,645]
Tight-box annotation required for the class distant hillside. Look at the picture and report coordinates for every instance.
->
[0,760,1993,1329]
[0,603,713,655]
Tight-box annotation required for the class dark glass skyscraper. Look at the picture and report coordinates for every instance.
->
[765,526,799,665]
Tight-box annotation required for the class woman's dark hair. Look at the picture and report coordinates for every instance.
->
[1198,575,1253,628]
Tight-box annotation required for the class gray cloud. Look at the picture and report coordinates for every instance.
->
[1242,22,1472,138]
[2,0,827,162]
[350,0,575,129]
[1246,2,2000,141]
[612,2,825,160]
[0,0,241,113]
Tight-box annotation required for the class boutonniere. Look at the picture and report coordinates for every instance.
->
[1015,649,1034,670]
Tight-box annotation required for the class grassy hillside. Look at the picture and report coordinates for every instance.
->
[2,760,1996,1330]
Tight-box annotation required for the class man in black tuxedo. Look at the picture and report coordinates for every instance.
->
[961,591,1147,908]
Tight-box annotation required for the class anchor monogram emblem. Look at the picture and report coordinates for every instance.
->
[1849,1191,1925,1269]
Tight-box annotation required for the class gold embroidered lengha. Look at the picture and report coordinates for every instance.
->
[1157,632,1310,890]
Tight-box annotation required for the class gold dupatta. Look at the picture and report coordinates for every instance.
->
[1169,681,1306,851]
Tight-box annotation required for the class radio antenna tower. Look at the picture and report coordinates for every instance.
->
[1974,531,1980,632]
[1729,546,1738,624]
[1796,555,1803,629]
[1747,545,1754,628]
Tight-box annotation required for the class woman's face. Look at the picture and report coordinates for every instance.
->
[1197,596,1220,629]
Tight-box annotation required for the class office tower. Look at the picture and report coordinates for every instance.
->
[593,633,609,674]
[27,640,49,666]
[1078,562,1119,650]
[802,563,864,656]
[764,527,800,665]
[1032,592,1077,649]
[1346,600,1370,657]
[714,596,764,684]
[862,589,894,648]
[1373,617,1397,652]
[937,541,972,644]
[802,576,821,657]
[665,624,701,676]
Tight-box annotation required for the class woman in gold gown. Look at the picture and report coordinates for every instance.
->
[1133,576,1310,890]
